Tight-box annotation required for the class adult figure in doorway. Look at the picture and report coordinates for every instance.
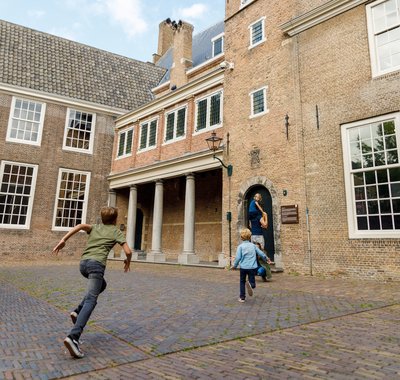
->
[248,193,268,249]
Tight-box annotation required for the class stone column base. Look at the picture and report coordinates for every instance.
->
[178,253,200,265]
[147,252,166,262]
[218,253,228,268]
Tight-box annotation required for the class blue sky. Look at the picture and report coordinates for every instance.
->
[0,0,225,62]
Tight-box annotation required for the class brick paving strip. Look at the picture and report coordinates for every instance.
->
[0,261,399,379]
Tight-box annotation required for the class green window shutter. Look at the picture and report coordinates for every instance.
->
[210,93,221,127]
[118,132,126,156]
[166,113,175,141]
[196,99,207,130]
[140,123,148,149]
[126,129,133,154]
[176,108,186,137]
[149,120,157,146]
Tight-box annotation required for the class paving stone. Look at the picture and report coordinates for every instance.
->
[0,262,399,379]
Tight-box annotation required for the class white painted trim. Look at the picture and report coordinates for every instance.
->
[138,116,159,152]
[151,80,170,93]
[0,83,127,115]
[249,86,268,118]
[52,168,91,231]
[240,0,255,10]
[6,96,46,147]
[341,112,400,238]
[163,105,188,145]
[62,108,96,155]
[212,33,225,57]
[108,150,223,188]
[116,127,134,159]
[281,0,369,36]
[249,16,267,49]
[193,89,223,134]
[116,69,224,127]
[0,161,38,230]
[186,54,225,76]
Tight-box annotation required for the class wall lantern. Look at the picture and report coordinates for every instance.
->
[205,131,233,177]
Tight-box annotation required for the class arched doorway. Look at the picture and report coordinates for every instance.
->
[245,185,275,261]
[134,208,143,251]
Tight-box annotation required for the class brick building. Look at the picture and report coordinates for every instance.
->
[108,20,227,265]
[0,20,164,257]
[224,0,400,280]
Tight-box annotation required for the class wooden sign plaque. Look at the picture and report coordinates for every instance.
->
[281,205,299,224]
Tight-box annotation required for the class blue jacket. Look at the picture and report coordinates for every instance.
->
[233,241,267,269]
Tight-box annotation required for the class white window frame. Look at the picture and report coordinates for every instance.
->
[63,108,96,154]
[0,161,38,230]
[6,96,46,146]
[138,117,158,152]
[366,0,400,77]
[116,127,134,159]
[240,0,254,9]
[249,17,266,49]
[52,168,91,231]
[249,86,268,118]
[341,112,400,238]
[194,90,223,135]
[212,33,224,57]
[163,106,187,144]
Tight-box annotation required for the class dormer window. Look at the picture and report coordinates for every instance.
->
[212,33,224,57]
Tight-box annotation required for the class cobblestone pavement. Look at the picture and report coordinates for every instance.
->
[0,261,399,379]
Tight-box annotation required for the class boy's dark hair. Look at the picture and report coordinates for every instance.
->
[100,206,118,225]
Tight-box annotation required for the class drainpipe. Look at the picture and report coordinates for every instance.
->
[306,207,312,276]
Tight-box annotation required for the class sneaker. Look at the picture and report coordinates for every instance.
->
[261,276,267,282]
[238,298,245,303]
[246,281,253,297]
[64,336,84,358]
[70,311,78,324]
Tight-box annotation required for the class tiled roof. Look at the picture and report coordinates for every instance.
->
[0,19,166,111]
[156,21,224,84]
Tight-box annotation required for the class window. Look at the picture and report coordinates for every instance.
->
[139,119,158,151]
[117,128,133,158]
[63,109,95,154]
[249,87,268,117]
[6,97,46,146]
[212,33,224,57]
[249,17,266,48]
[195,92,222,132]
[165,107,187,143]
[0,161,38,229]
[342,112,400,238]
[53,169,90,230]
[240,0,254,8]
[367,0,400,76]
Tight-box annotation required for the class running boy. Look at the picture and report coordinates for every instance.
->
[231,228,267,302]
[52,206,132,359]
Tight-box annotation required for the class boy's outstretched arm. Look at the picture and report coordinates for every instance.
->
[52,224,92,255]
[122,243,132,272]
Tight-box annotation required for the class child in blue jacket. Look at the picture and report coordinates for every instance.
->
[232,228,267,302]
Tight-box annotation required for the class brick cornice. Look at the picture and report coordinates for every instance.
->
[281,0,369,36]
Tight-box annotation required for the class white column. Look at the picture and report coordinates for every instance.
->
[126,185,138,260]
[107,190,117,258]
[178,173,200,264]
[147,180,166,262]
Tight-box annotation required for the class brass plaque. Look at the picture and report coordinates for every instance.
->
[281,205,299,224]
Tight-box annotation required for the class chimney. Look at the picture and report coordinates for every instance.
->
[153,18,174,64]
[170,20,193,88]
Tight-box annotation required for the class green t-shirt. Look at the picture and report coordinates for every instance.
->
[81,224,126,266]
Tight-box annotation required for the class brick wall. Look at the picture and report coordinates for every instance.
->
[0,91,116,259]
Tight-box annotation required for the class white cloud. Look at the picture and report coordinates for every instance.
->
[101,0,148,38]
[177,3,208,20]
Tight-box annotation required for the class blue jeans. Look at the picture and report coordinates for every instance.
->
[239,268,256,300]
[69,259,107,340]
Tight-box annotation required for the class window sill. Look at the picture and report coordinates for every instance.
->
[249,39,266,50]
[249,110,269,119]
